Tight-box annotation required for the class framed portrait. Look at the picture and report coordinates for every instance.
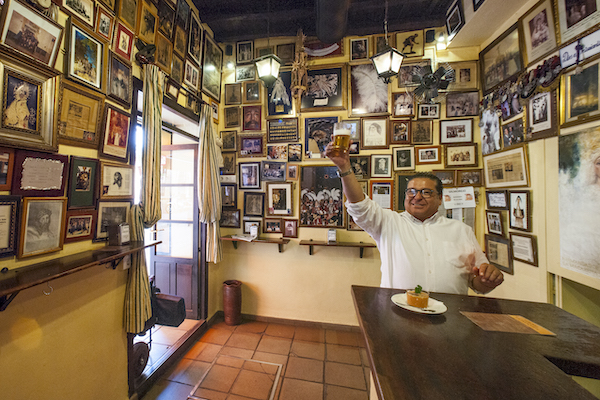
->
[63,0,95,28]
[371,154,392,178]
[66,21,105,92]
[446,92,479,117]
[397,59,431,87]
[99,104,130,161]
[301,65,346,112]
[394,173,413,211]
[519,0,557,65]
[267,144,287,160]
[0,195,20,257]
[373,34,394,55]
[164,79,180,100]
[67,156,98,209]
[486,190,508,210]
[555,0,600,43]
[305,116,338,159]
[1,66,43,139]
[288,144,302,163]
[486,210,505,237]
[243,81,261,104]
[501,119,525,150]
[202,34,223,101]
[510,232,538,266]
[349,63,389,117]
[526,90,558,141]
[350,37,369,61]
[267,70,293,117]
[225,83,242,105]
[483,145,530,188]
[480,23,523,94]
[267,182,293,216]
[107,52,132,108]
[255,46,273,58]
[560,59,600,127]
[370,180,394,209]
[282,218,298,238]
[432,169,456,187]
[361,117,389,149]
[276,43,295,65]
[485,234,514,274]
[113,22,135,61]
[236,40,254,64]
[243,191,264,217]
[11,150,68,197]
[263,218,282,234]
[137,1,157,44]
[183,59,200,91]
[480,109,501,155]
[392,92,415,117]
[118,0,138,32]
[64,208,97,243]
[417,103,440,119]
[100,161,134,200]
[411,120,433,144]
[300,165,344,228]
[221,183,237,208]
[445,143,478,168]
[242,105,261,131]
[396,30,424,58]
[239,162,261,189]
[286,164,298,180]
[509,190,531,231]
[18,197,67,258]
[391,120,411,145]
[456,169,483,186]
[393,146,415,171]
[238,133,266,158]
[261,160,286,182]
[173,25,187,58]
[57,79,104,148]
[439,119,474,144]
[0,147,14,191]
[236,64,256,82]
[188,12,203,65]
[96,200,130,240]
[447,61,478,91]
[446,0,465,40]
[157,0,175,40]
[220,209,240,228]
[224,107,240,128]
[221,130,237,152]
[243,219,261,234]
[350,156,370,180]
[155,33,173,75]
[170,55,184,85]
[95,4,114,42]
[174,0,189,29]
[416,146,442,165]
[222,152,236,175]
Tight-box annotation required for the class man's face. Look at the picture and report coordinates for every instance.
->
[404,177,441,221]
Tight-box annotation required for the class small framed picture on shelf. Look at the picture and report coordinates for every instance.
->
[220,209,240,228]
[282,219,298,238]
[64,208,97,243]
[243,219,261,234]
[486,210,505,237]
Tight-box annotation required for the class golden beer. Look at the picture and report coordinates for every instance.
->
[330,129,351,157]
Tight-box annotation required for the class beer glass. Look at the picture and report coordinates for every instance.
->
[330,122,352,157]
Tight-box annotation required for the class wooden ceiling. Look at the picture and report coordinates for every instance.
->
[191,0,455,43]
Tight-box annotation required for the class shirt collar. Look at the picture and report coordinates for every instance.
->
[404,211,441,224]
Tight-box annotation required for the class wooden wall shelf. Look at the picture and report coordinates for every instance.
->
[221,236,290,253]
[299,240,376,258]
[0,241,161,312]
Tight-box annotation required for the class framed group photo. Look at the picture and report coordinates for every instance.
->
[445,143,478,168]
[0,147,14,191]
[64,208,97,243]
[480,23,523,94]
[446,92,479,117]
[299,165,344,228]
[456,169,483,186]
[486,210,505,236]
[439,119,474,144]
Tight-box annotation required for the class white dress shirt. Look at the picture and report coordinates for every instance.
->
[346,197,488,294]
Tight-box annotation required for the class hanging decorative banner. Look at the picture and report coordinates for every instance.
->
[560,28,600,69]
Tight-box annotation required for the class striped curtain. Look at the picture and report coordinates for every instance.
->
[124,64,165,333]
[198,103,223,263]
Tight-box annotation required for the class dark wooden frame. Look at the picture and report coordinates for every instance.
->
[99,161,134,200]
[238,161,261,190]
[99,104,131,162]
[479,23,523,95]
[0,147,15,191]
[64,208,97,243]
[301,64,346,112]
[66,19,105,92]
[486,210,505,237]
[220,209,241,228]
[282,218,298,238]
[11,150,68,197]
[201,33,223,101]
[361,117,389,149]
[456,169,483,186]
[485,234,514,274]
[510,232,539,266]
[0,195,20,258]
[485,189,509,210]
[18,196,67,258]
[416,145,442,165]
[221,183,237,208]
[243,191,264,217]
[445,143,478,168]
[263,218,283,234]
[107,51,133,108]
[509,190,532,232]
[439,118,474,144]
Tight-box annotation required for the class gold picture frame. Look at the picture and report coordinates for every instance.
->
[18,197,67,259]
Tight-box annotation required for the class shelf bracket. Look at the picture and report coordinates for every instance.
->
[0,292,19,312]
[360,247,365,258]
[107,257,125,270]
[232,242,238,250]
[308,245,314,255]
[278,243,284,253]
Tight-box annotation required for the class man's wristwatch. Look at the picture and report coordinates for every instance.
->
[337,169,353,178]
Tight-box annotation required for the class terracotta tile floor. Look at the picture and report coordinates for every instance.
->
[141,318,370,400]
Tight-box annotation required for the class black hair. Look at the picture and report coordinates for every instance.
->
[409,172,443,197]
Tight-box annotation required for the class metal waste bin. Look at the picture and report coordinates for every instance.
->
[223,280,242,325]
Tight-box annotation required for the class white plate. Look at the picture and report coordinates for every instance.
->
[391,293,447,315]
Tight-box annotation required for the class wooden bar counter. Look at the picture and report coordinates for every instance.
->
[351,285,600,400]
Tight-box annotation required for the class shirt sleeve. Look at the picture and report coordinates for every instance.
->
[345,196,396,242]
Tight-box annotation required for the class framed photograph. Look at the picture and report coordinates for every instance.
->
[243,81,262,104]
[224,107,240,128]
[300,165,344,228]
[276,43,295,65]
[239,162,261,189]
[99,104,131,161]
[473,0,486,11]
[100,161,134,200]
[222,152,236,175]
[18,197,67,258]
[447,61,478,91]
[509,190,531,231]
[446,92,479,117]
[480,23,523,94]
[485,234,513,274]
[243,191,264,217]
[183,59,200,91]
[113,22,134,61]
[267,144,287,160]
[520,0,557,65]
[349,63,389,117]
[411,120,433,144]
[0,0,64,68]
[432,169,456,187]
[165,79,180,99]
[188,12,203,65]
[486,190,508,210]
[157,0,175,40]
[155,33,173,75]
[391,120,411,145]
[225,83,242,105]
[394,173,413,211]
[255,46,273,58]
[373,34,394,55]
[456,169,483,186]
[392,92,415,117]
[263,218,282,233]
[96,200,130,240]
[66,21,104,92]
[305,116,338,159]
[480,109,501,155]
[397,59,431,87]
[67,156,98,209]
[371,154,392,178]
[0,147,14,191]
[137,1,157,44]
[57,79,104,148]
[288,144,302,162]
[118,0,138,32]
[445,143,478,168]
[202,34,222,101]
[446,0,465,40]
[63,0,95,28]
[396,30,424,58]
[242,105,261,131]
[560,59,600,127]
[440,119,474,144]
[486,210,505,236]
[286,164,298,180]
[301,65,346,112]
[267,70,293,117]
[243,219,261,234]
[238,133,266,158]
[500,93,523,121]
[350,37,369,61]
[342,119,361,153]
[526,90,558,141]
[221,130,237,152]
[392,147,415,171]
[236,40,254,64]
[220,209,240,228]
[235,64,256,82]
[416,146,442,165]
[417,103,440,119]
[370,180,393,209]
[501,119,525,149]
[174,0,189,29]
[261,160,286,182]
[267,182,293,216]
[173,25,187,58]
[282,218,298,238]
[555,0,600,43]
[221,183,237,208]
[361,117,389,149]
[107,52,132,107]
[510,232,538,266]
[350,156,370,180]
[64,208,97,243]
[11,150,68,197]
[95,4,114,42]
[483,145,530,188]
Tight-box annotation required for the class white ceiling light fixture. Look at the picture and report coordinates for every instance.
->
[254,0,281,88]
[370,0,404,83]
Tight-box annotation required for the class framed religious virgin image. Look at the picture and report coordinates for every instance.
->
[242,105,261,131]
[243,81,261,104]
[266,182,293,216]
[396,30,424,58]
[509,190,531,232]
[485,234,514,274]
[446,92,479,117]
[555,0,600,43]
[183,59,200,91]
[188,12,203,65]
[263,218,282,233]
[57,79,104,148]
[67,156,98,209]
[99,104,131,161]
[480,23,523,94]
[11,150,68,197]
[301,65,346,112]
[118,0,138,31]
[224,107,240,128]
[394,173,413,211]
[393,146,415,171]
[282,218,298,238]
[560,59,600,127]
[370,180,394,209]
[63,0,95,28]
[96,4,114,42]
[416,145,442,165]
[519,0,557,65]
[432,169,456,187]
[0,147,14,190]
[96,200,130,240]
[483,145,530,188]
[261,160,286,182]
[350,37,369,61]
[107,52,132,108]
[350,156,370,180]
[243,191,264,217]
[447,61,478,91]
[221,183,237,208]
[371,154,392,178]
[236,64,256,82]
[220,209,240,228]
[0,195,20,257]
[1,0,62,69]
[236,40,254,64]
[157,0,175,40]
[486,189,509,210]
[221,130,237,152]
[361,117,389,149]
[288,144,302,162]
[155,33,173,75]
[446,0,465,40]
[445,143,478,168]
[267,70,293,118]
[239,162,261,189]
[526,90,558,141]
[222,152,236,175]
[238,133,266,158]
[392,92,415,117]
[225,83,242,106]
[411,120,432,145]
[510,232,538,266]
[439,119,474,144]
[100,161,134,200]
[486,210,505,237]
[300,165,344,228]
[113,22,134,61]
[202,34,223,102]
[137,1,158,44]
[456,169,483,186]
[305,116,338,159]
[417,103,440,119]
[18,197,67,258]
[349,63,389,117]
[66,20,105,92]
[64,208,97,243]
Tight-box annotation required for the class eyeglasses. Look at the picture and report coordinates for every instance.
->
[405,188,437,198]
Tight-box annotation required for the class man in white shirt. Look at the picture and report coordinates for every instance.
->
[325,142,504,294]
